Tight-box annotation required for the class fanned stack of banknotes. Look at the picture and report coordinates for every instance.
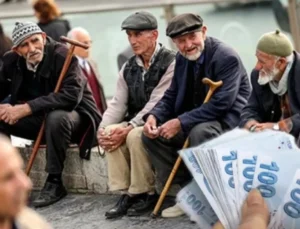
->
[177,129,300,229]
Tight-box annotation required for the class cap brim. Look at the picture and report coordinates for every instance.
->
[170,28,201,39]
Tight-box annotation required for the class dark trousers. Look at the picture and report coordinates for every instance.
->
[0,110,88,174]
[142,121,227,186]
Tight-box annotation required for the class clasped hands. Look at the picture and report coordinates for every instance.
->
[97,125,133,152]
[0,103,32,125]
[143,115,181,140]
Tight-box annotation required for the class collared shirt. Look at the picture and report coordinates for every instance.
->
[26,61,39,73]
[135,42,161,79]
[77,56,91,75]
[100,43,175,128]
[193,52,205,76]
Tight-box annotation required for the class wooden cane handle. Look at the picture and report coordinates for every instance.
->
[60,36,89,49]
[202,78,223,103]
[202,78,223,90]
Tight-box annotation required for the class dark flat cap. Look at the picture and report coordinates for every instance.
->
[121,11,157,30]
[166,13,203,38]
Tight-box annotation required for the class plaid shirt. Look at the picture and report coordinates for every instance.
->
[278,93,293,132]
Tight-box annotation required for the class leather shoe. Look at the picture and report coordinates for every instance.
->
[105,194,136,219]
[31,182,67,208]
[127,193,159,216]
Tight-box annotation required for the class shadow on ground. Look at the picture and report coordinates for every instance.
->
[32,194,197,229]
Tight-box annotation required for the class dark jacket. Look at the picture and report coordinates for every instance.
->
[146,36,251,134]
[0,37,101,159]
[240,51,300,137]
[38,18,71,42]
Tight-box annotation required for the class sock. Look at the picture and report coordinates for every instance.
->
[47,173,62,184]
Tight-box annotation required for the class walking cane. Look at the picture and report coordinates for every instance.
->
[25,36,89,175]
[151,78,223,217]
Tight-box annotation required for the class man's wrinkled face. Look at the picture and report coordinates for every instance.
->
[255,50,281,85]
[126,30,157,56]
[173,27,207,61]
[0,144,32,220]
[14,33,46,65]
[73,32,92,59]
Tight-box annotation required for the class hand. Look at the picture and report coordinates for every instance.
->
[143,115,160,139]
[244,120,259,131]
[159,118,181,139]
[98,125,133,152]
[97,127,106,146]
[0,104,12,118]
[213,189,269,229]
[0,104,32,125]
[254,122,275,132]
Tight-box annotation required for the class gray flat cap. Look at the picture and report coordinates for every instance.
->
[166,13,203,38]
[121,11,157,30]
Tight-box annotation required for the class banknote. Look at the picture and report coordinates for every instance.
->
[269,169,300,229]
[177,180,219,229]
[179,148,229,228]
[252,150,300,220]
[180,129,300,229]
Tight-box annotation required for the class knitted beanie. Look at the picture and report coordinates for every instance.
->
[256,30,293,57]
[12,21,43,47]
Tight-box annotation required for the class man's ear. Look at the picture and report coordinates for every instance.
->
[41,32,47,45]
[12,46,22,56]
[277,57,288,72]
[201,25,207,40]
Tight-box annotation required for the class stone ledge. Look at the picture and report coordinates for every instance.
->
[19,146,109,194]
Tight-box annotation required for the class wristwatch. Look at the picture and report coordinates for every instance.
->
[273,123,280,131]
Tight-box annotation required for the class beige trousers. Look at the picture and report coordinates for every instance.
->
[105,123,155,194]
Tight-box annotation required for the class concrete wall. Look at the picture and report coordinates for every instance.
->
[20,146,109,194]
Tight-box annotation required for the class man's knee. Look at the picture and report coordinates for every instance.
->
[46,110,72,133]
[141,132,156,150]
[126,127,143,146]
[189,121,222,146]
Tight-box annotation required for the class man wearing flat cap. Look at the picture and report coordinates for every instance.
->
[142,13,251,217]
[97,11,176,219]
[0,21,101,207]
[240,30,300,142]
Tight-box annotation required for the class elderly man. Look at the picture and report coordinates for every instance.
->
[240,30,300,142]
[142,13,251,217]
[0,22,101,207]
[67,27,107,116]
[97,11,175,219]
[0,135,51,229]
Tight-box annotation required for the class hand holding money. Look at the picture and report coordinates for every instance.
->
[213,189,269,229]
[178,129,300,229]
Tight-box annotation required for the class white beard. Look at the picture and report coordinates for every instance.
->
[180,40,205,61]
[257,67,279,85]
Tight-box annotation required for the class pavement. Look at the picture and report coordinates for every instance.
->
[34,194,198,229]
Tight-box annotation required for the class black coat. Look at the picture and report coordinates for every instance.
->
[0,37,101,159]
[38,18,71,42]
[240,51,300,138]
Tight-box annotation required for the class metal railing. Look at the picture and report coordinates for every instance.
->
[0,0,270,19]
